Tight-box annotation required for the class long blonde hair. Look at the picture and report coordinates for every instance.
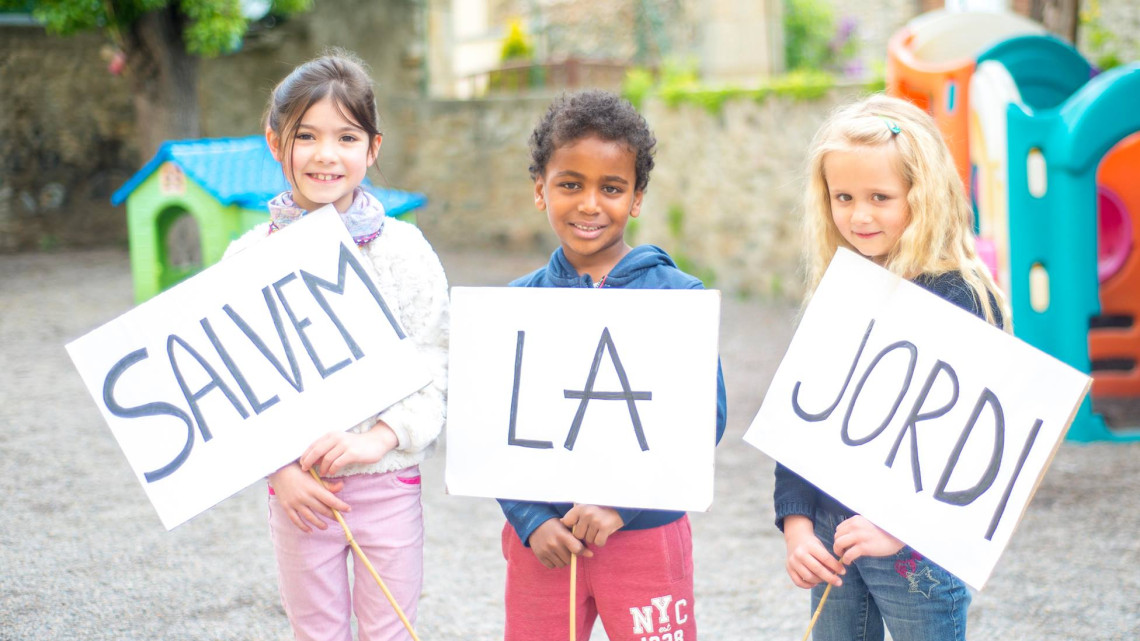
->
[802,94,1008,327]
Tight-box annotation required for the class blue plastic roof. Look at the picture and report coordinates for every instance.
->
[111,136,428,216]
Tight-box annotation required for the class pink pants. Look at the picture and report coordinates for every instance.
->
[502,515,696,641]
[269,467,424,641]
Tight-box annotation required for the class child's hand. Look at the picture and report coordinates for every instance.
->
[560,504,624,546]
[268,462,350,533]
[782,515,845,589]
[833,515,904,564]
[528,518,594,569]
[299,421,399,476]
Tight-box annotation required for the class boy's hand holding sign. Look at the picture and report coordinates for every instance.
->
[745,248,1090,589]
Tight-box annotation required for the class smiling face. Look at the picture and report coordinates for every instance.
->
[535,135,643,280]
[268,96,381,213]
[824,145,911,264]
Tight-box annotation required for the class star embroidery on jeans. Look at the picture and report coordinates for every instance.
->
[906,566,940,598]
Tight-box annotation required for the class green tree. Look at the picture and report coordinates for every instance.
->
[782,0,834,71]
[2,0,311,156]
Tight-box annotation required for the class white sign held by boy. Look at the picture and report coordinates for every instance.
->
[446,286,721,512]
[744,248,1090,589]
[66,208,431,530]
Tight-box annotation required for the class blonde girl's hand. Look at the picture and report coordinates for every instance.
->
[268,462,349,533]
[299,421,399,477]
[560,504,624,547]
[833,515,905,564]
[783,515,846,589]
[527,518,594,569]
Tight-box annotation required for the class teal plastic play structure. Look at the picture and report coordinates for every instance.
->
[1003,63,1140,441]
[976,34,1091,110]
[111,136,427,304]
[888,8,1140,442]
[962,42,1140,442]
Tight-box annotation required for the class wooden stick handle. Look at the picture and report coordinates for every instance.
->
[570,553,577,641]
[309,468,421,641]
[800,582,832,641]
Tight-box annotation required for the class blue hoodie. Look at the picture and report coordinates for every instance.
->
[498,244,729,546]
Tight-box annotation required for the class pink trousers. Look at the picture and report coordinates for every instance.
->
[502,515,696,641]
[269,467,424,641]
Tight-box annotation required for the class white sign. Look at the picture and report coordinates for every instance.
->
[744,248,1089,589]
[67,209,431,530]
[445,287,721,512]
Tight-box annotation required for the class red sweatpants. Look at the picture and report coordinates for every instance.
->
[501,516,696,641]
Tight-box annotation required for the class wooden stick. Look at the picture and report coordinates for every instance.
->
[309,468,421,641]
[570,553,577,641]
[800,583,832,641]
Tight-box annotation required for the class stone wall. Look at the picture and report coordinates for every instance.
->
[0,28,137,251]
[198,0,426,139]
[380,95,553,253]
[0,0,424,252]
[3,0,1139,300]
[846,0,922,77]
[380,88,866,299]
[638,88,865,299]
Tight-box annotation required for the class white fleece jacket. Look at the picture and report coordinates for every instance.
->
[224,218,449,476]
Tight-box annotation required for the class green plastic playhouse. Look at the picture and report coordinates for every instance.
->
[111,136,428,303]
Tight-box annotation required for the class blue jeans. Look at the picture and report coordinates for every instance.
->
[808,509,971,641]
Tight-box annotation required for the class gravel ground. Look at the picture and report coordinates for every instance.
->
[1,246,1137,640]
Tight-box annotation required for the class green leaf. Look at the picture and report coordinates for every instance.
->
[11,0,309,54]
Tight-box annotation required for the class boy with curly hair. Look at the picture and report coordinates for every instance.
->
[498,89,727,641]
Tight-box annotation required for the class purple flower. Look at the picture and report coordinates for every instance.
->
[829,17,858,55]
[838,16,858,40]
[843,59,865,79]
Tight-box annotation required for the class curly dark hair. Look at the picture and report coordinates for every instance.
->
[528,90,656,192]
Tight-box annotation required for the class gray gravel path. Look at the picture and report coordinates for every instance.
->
[1,247,1137,640]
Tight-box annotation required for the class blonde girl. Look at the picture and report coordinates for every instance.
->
[802,94,1006,325]
[774,94,1005,641]
[225,51,448,641]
